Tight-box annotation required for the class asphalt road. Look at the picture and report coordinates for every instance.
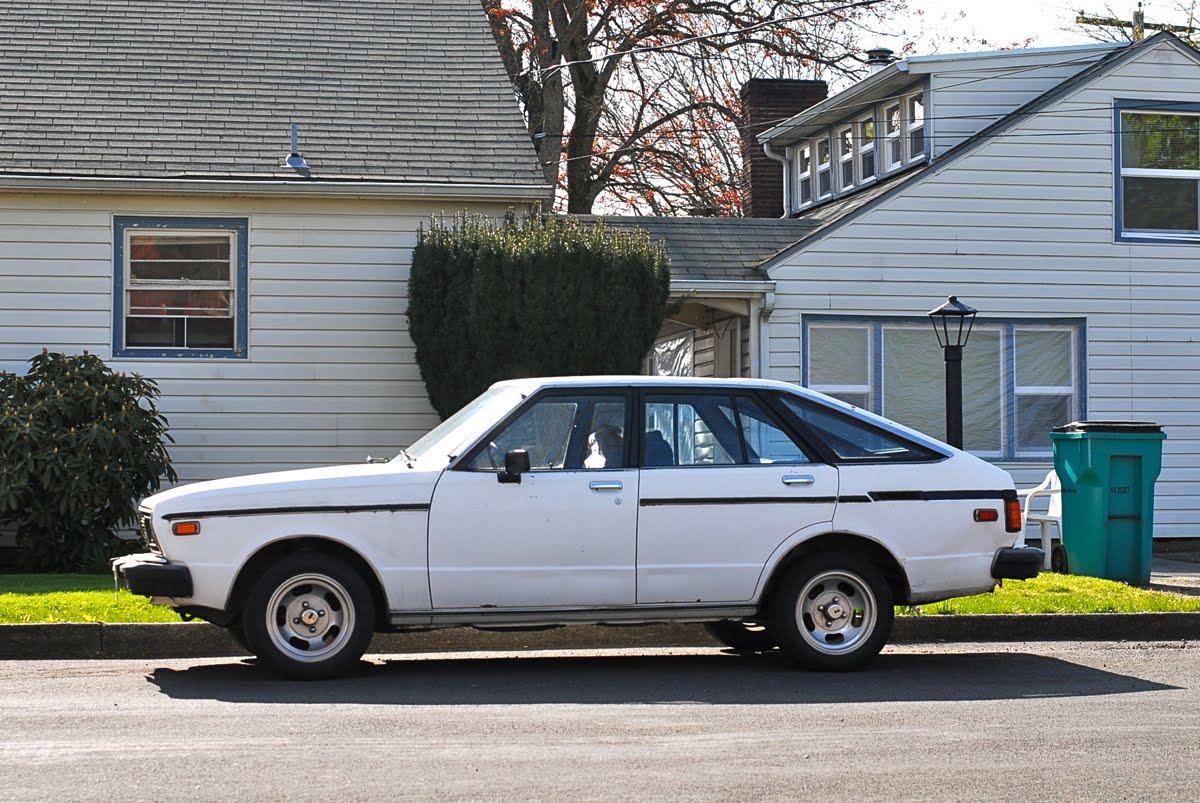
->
[1,642,1198,801]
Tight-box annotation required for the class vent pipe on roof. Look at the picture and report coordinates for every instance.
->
[865,47,895,74]
[284,122,310,172]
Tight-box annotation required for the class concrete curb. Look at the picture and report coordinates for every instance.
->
[1,613,1198,660]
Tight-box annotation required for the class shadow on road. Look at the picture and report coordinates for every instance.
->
[147,649,1178,705]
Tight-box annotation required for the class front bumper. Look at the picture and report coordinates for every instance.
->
[991,546,1044,580]
[112,553,193,598]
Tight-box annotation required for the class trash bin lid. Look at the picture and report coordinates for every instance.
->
[1051,420,1162,433]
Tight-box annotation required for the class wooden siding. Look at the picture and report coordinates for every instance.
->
[0,192,517,483]
[927,51,1111,159]
[768,40,1200,537]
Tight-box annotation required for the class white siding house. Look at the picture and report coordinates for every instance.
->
[753,33,1200,538]
[0,1,550,486]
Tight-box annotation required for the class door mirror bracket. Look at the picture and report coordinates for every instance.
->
[498,449,531,484]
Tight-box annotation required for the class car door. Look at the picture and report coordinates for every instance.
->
[636,389,839,604]
[427,390,638,609]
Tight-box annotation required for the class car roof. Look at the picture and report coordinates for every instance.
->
[493,375,804,393]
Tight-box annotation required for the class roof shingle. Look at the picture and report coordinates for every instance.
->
[0,0,547,187]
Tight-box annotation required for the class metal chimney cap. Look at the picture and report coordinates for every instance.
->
[865,47,895,73]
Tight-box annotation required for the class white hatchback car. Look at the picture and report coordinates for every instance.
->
[114,376,1040,678]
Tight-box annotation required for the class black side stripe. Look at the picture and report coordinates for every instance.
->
[641,496,838,507]
[640,490,1011,508]
[867,489,1010,502]
[162,503,430,521]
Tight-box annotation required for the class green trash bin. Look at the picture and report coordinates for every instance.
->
[1049,421,1166,584]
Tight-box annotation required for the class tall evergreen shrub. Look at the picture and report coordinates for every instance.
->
[0,350,177,571]
[409,213,671,418]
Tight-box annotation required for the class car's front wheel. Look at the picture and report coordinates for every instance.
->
[768,552,893,671]
[703,620,777,652]
[242,553,376,680]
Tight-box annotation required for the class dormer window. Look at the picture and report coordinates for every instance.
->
[837,126,855,190]
[816,136,832,199]
[858,115,876,183]
[884,102,902,170]
[907,93,925,161]
[797,144,813,206]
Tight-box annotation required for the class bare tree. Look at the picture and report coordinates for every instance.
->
[482,0,902,215]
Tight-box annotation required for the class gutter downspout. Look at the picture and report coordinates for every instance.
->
[762,143,791,219]
[748,286,777,379]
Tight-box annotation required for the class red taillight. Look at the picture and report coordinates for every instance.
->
[1004,498,1023,533]
[973,509,999,522]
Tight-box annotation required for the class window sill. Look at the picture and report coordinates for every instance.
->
[113,348,247,360]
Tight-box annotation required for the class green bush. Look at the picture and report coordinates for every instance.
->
[0,350,177,571]
[409,212,672,418]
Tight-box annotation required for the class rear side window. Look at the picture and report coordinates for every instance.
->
[778,394,941,463]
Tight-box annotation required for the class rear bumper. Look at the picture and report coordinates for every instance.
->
[113,553,193,599]
[991,547,1043,580]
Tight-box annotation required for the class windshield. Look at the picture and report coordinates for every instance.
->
[403,386,525,465]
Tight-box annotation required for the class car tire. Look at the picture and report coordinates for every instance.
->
[703,620,777,652]
[768,552,894,672]
[226,621,251,654]
[1051,543,1069,574]
[242,552,376,680]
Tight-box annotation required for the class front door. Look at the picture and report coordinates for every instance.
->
[636,389,839,604]
[428,391,637,609]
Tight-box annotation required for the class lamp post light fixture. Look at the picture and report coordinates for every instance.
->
[927,296,978,450]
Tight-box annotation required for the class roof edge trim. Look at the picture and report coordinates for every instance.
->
[0,175,553,201]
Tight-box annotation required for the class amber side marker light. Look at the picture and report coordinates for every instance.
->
[973,509,999,523]
[1004,498,1023,533]
[172,521,201,536]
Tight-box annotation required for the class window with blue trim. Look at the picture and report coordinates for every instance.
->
[113,216,248,359]
[803,317,1085,460]
[1117,101,1200,241]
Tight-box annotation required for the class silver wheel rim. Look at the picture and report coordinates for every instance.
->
[265,573,355,663]
[794,569,877,655]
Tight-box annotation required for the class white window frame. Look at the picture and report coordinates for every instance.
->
[804,316,1086,462]
[1117,105,1200,241]
[836,124,856,191]
[906,92,926,163]
[795,143,814,208]
[857,113,877,185]
[815,135,833,200]
[883,102,903,171]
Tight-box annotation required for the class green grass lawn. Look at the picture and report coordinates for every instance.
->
[2,572,1199,624]
[900,573,1200,615]
[0,573,183,624]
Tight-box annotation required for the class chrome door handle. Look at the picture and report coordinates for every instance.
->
[782,475,816,486]
[590,481,623,491]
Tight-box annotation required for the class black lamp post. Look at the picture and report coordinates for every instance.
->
[927,296,978,450]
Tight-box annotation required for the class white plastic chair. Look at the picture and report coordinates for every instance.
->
[1016,470,1061,571]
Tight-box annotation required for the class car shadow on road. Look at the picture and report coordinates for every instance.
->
[147,649,1178,705]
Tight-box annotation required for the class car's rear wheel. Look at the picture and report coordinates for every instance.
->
[703,620,777,652]
[242,553,375,680]
[226,621,251,654]
[768,552,893,671]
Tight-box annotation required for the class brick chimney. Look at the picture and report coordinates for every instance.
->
[739,79,828,218]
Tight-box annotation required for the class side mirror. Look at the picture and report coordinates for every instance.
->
[498,449,531,484]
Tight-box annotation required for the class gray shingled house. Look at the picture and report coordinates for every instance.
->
[0,0,549,484]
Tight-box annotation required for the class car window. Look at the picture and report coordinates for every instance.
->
[467,395,628,471]
[735,395,814,465]
[644,394,740,467]
[778,394,939,463]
